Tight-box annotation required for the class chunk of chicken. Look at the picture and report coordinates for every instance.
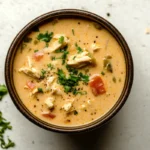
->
[45,97,55,109]
[45,76,55,91]
[51,83,63,95]
[19,57,40,79]
[30,88,38,96]
[67,51,96,68]
[91,43,101,52]
[62,99,74,112]
[44,34,69,53]
[19,67,40,79]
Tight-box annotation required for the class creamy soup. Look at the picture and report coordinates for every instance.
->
[13,18,126,126]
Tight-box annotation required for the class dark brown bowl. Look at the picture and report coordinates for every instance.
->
[5,9,134,133]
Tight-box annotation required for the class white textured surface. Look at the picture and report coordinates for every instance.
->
[0,0,150,150]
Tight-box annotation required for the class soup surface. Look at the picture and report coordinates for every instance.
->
[13,18,126,126]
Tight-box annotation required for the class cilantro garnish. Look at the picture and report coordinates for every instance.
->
[38,88,43,93]
[40,69,46,79]
[0,85,15,149]
[37,31,53,44]
[47,63,55,70]
[0,85,7,101]
[75,43,83,53]
[58,36,64,44]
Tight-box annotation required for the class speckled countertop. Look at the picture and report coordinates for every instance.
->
[0,0,150,150]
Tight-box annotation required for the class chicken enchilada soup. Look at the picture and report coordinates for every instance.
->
[13,18,126,126]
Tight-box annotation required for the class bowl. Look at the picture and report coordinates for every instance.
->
[5,9,134,133]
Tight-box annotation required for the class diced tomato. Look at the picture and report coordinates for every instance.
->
[26,81,36,90]
[42,112,56,119]
[33,51,44,61]
[89,74,106,96]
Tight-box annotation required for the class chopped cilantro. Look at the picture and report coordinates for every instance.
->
[112,77,116,83]
[75,43,83,53]
[51,56,56,60]
[78,72,89,83]
[47,63,54,70]
[64,86,72,93]
[38,88,43,93]
[34,50,39,53]
[40,69,46,79]
[0,85,15,149]
[58,36,64,44]
[0,85,7,101]
[104,59,113,73]
[74,110,78,115]
[101,71,105,76]
[33,40,39,45]
[37,31,53,44]
[23,37,32,43]
[72,29,75,35]
[57,69,89,95]
[55,47,69,65]
[119,78,122,82]
[73,56,76,60]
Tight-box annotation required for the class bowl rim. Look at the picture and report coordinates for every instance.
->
[5,9,134,133]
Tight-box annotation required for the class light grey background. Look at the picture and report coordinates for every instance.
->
[0,0,150,150]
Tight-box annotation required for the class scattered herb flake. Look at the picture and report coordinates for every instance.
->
[40,69,46,79]
[47,63,54,70]
[37,31,53,44]
[58,36,64,44]
[119,78,122,82]
[51,56,56,61]
[101,71,105,76]
[104,59,113,73]
[0,85,7,101]
[38,88,43,93]
[74,110,78,115]
[112,77,116,83]
[34,50,39,53]
[72,29,75,35]
[75,43,83,53]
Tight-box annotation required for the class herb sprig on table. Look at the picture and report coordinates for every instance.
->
[0,85,15,149]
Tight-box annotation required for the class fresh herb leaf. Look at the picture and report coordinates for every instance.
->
[112,77,116,83]
[74,110,78,115]
[32,26,39,32]
[55,47,69,65]
[72,29,75,35]
[34,50,39,53]
[23,37,32,43]
[57,69,88,95]
[101,71,105,76]
[75,43,83,53]
[51,56,56,60]
[47,63,54,70]
[58,36,64,44]
[73,56,76,60]
[33,40,39,45]
[40,69,46,79]
[0,111,15,149]
[37,31,53,43]
[119,78,122,82]
[104,59,113,73]
[0,85,7,101]
[38,88,43,93]
[79,73,89,83]
[64,86,72,93]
